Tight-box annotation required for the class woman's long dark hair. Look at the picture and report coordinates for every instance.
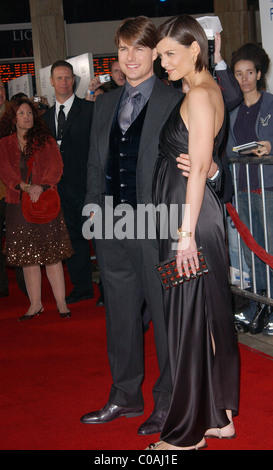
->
[0,97,51,158]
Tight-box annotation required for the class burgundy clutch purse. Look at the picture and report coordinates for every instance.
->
[22,187,61,224]
[155,247,210,290]
[21,151,61,224]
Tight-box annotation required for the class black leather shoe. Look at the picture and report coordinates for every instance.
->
[80,402,144,424]
[137,409,168,435]
[65,291,94,304]
[95,294,105,307]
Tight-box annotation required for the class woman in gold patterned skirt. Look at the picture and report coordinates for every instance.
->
[0,98,73,320]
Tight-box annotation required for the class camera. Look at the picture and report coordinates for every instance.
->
[99,74,111,83]
[203,28,216,78]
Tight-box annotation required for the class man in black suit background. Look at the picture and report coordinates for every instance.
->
[43,61,94,304]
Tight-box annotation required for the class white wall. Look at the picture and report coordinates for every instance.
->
[66,17,170,58]
[259,0,273,93]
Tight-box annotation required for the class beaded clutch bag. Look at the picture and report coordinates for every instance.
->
[155,247,210,291]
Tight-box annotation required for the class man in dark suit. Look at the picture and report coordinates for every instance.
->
[43,61,94,304]
[81,16,182,435]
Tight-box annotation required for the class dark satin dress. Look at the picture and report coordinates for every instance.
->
[153,98,240,447]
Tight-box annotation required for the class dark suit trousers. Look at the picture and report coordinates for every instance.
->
[95,234,172,411]
[58,185,93,295]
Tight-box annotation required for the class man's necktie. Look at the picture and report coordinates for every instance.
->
[118,89,140,134]
[57,105,65,140]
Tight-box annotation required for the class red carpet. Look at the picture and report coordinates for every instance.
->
[1,267,273,453]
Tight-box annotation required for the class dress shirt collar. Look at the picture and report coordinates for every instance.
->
[123,74,156,102]
[55,93,75,117]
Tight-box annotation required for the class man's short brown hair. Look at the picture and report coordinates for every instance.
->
[115,16,157,49]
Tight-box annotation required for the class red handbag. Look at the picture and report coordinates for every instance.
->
[21,153,61,224]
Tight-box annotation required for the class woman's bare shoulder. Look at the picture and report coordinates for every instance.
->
[188,81,223,113]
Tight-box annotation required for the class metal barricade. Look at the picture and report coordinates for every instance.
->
[227,155,273,308]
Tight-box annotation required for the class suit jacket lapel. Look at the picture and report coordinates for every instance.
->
[95,80,175,168]
[97,87,123,168]
[138,79,171,160]
[47,96,82,141]
[62,96,81,137]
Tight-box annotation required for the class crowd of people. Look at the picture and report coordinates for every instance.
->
[0,13,273,450]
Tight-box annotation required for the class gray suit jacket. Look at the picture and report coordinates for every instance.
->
[85,77,181,209]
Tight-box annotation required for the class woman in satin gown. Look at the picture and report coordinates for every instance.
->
[148,15,240,450]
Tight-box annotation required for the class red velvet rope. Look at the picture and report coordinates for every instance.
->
[226,202,273,269]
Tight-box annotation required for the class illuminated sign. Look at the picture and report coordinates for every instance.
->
[93,56,117,76]
[0,56,117,85]
[0,61,35,83]
[0,24,117,90]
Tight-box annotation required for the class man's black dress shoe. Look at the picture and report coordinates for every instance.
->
[137,409,168,435]
[65,291,94,304]
[95,294,105,307]
[80,402,144,424]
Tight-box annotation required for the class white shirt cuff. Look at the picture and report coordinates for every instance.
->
[215,60,227,71]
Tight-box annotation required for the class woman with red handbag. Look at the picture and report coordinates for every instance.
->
[0,97,73,320]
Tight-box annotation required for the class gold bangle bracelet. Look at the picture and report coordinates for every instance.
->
[177,228,192,237]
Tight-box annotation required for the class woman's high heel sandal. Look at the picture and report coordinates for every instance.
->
[58,309,71,318]
[18,306,44,322]
[205,422,236,440]
[145,441,163,450]
[145,440,207,450]
[59,311,71,318]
